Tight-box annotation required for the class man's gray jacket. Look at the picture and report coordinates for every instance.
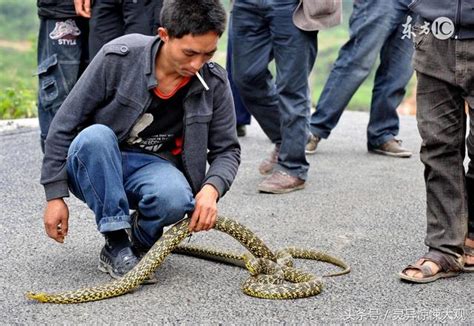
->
[41,34,241,201]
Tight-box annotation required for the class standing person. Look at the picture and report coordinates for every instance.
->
[74,0,163,59]
[36,0,89,152]
[306,0,413,158]
[399,0,474,283]
[232,0,341,193]
[40,0,240,280]
[226,4,251,137]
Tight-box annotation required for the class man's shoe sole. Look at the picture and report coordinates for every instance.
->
[305,149,317,155]
[98,260,158,284]
[98,260,122,280]
[257,183,305,194]
[369,149,412,158]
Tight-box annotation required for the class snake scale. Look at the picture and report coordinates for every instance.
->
[26,216,350,303]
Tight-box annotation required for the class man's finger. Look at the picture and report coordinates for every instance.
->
[46,223,62,242]
[197,206,212,231]
[209,211,217,229]
[205,211,217,230]
[84,0,91,13]
[61,216,69,237]
[83,0,91,18]
[189,208,200,232]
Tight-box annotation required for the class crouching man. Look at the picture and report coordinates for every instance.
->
[40,0,240,280]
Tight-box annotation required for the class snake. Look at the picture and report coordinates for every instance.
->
[26,216,350,303]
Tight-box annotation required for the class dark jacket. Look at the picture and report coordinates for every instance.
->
[37,0,77,19]
[41,34,241,201]
[409,0,474,39]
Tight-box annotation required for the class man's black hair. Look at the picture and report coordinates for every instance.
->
[160,0,227,38]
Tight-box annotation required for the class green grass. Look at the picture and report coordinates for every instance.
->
[0,0,37,41]
[0,40,37,119]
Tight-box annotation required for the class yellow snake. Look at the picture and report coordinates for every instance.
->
[26,216,350,303]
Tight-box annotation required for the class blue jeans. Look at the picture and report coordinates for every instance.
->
[232,0,317,180]
[66,125,195,248]
[310,0,414,147]
[37,17,89,152]
[226,14,251,126]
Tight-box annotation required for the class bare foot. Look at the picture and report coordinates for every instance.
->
[403,259,440,278]
[465,238,474,265]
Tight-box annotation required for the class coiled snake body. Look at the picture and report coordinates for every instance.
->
[26,216,350,303]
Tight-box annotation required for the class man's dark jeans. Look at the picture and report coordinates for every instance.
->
[414,30,474,260]
[310,0,414,148]
[231,0,317,180]
[226,14,251,126]
[37,17,89,152]
[89,0,157,58]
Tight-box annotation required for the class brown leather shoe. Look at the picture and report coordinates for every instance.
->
[305,134,321,155]
[257,170,305,194]
[258,145,279,175]
[368,139,412,158]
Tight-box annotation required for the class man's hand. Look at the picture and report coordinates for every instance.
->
[189,184,219,232]
[44,198,69,243]
[74,0,91,18]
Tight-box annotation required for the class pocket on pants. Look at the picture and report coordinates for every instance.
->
[37,54,61,112]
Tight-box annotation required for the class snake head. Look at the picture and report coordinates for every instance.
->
[25,292,49,303]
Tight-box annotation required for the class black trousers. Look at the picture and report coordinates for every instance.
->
[89,0,162,59]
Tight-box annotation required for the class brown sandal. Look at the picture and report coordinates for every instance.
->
[463,245,474,272]
[399,251,462,284]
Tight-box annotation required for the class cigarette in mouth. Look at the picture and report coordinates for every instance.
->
[195,72,209,91]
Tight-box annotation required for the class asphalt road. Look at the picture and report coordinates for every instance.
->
[0,112,472,325]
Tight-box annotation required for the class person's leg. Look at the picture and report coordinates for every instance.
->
[37,17,87,152]
[231,0,281,145]
[466,107,474,268]
[122,0,155,35]
[310,0,394,140]
[123,152,195,249]
[366,1,414,150]
[418,73,467,260]
[67,124,141,279]
[226,14,251,136]
[67,124,131,232]
[89,0,124,59]
[463,41,474,268]
[268,0,317,180]
[400,72,466,281]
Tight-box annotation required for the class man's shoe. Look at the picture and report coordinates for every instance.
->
[236,125,246,137]
[258,146,279,175]
[257,170,305,194]
[305,134,321,155]
[368,139,412,158]
[98,245,140,279]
